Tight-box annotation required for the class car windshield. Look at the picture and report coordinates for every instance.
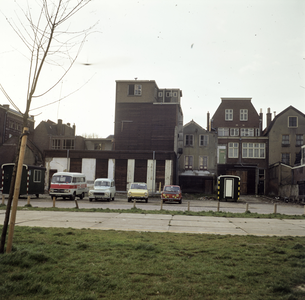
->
[131,183,147,189]
[164,186,180,192]
[95,181,110,187]
[51,175,72,184]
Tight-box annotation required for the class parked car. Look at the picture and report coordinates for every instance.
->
[88,178,116,202]
[49,172,88,200]
[127,182,148,203]
[161,185,182,204]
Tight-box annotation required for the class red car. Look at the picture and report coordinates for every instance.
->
[161,185,182,204]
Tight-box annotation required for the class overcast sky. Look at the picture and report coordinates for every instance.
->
[1,0,304,138]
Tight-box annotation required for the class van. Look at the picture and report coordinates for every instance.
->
[88,178,116,202]
[49,172,88,200]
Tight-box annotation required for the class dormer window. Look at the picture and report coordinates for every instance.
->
[240,109,248,121]
[225,109,233,121]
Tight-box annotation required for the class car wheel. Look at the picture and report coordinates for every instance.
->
[70,193,75,200]
[145,198,148,203]
[179,199,182,204]
[79,193,84,200]
[127,198,130,202]
[89,198,92,202]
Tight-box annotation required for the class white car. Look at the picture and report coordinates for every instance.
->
[88,178,116,202]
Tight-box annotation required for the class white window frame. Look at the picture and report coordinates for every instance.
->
[184,155,193,170]
[185,134,194,146]
[199,135,208,146]
[52,139,61,150]
[230,128,239,136]
[218,128,229,136]
[158,91,163,97]
[288,116,298,128]
[296,134,303,146]
[225,109,233,121]
[33,170,42,183]
[242,143,265,159]
[228,142,239,158]
[240,109,248,121]
[240,128,254,137]
[282,135,289,145]
[199,156,208,170]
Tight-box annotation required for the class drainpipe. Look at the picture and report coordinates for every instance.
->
[67,149,69,172]
[152,151,155,194]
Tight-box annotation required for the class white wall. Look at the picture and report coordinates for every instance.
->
[82,158,96,184]
[146,159,156,193]
[165,160,172,186]
[108,159,115,179]
[126,159,135,189]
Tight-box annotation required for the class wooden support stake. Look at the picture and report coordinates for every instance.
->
[217,201,220,212]
[27,195,30,206]
[273,203,277,214]
[133,199,136,208]
[6,127,28,253]
[246,203,249,212]
[1,195,4,205]
[53,197,56,208]
[160,199,163,210]
[188,201,190,211]
[75,199,79,209]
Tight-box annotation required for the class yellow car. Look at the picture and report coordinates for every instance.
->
[127,182,148,203]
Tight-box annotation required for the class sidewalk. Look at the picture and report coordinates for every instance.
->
[1,210,305,236]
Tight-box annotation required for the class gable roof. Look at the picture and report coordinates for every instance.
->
[263,105,305,135]
[183,120,206,131]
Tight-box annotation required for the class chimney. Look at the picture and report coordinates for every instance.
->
[259,108,263,134]
[57,119,63,135]
[207,111,210,131]
[73,124,76,136]
[266,108,272,128]
[3,104,9,109]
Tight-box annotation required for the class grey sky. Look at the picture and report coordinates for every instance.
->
[1,0,304,137]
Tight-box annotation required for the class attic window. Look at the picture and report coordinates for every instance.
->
[128,84,142,96]
[288,116,297,128]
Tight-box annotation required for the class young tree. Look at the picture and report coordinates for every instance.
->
[0,0,94,253]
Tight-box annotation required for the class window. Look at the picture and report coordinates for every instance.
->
[52,139,61,150]
[184,156,193,170]
[228,143,239,158]
[199,135,208,146]
[240,109,248,121]
[240,128,254,136]
[94,143,102,150]
[225,109,233,121]
[128,84,142,96]
[288,116,297,128]
[242,143,265,158]
[199,156,207,170]
[218,128,229,136]
[173,92,178,97]
[230,128,239,136]
[282,135,289,146]
[158,91,163,97]
[281,153,290,165]
[63,139,75,150]
[185,134,193,146]
[33,170,41,182]
[296,134,303,146]
[166,92,172,97]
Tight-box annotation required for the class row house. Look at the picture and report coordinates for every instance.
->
[178,120,217,193]
[264,106,305,199]
[210,98,268,195]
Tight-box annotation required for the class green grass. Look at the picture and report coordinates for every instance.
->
[0,226,305,299]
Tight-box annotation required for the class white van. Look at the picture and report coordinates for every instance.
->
[49,172,88,200]
[88,178,116,202]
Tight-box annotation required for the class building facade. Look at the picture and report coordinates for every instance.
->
[211,98,268,195]
[179,120,217,193]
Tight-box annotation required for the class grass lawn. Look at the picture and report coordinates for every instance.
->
[0,225,305,300]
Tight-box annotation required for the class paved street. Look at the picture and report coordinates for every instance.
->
[1,194,305,237]
[3,194,304,215]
